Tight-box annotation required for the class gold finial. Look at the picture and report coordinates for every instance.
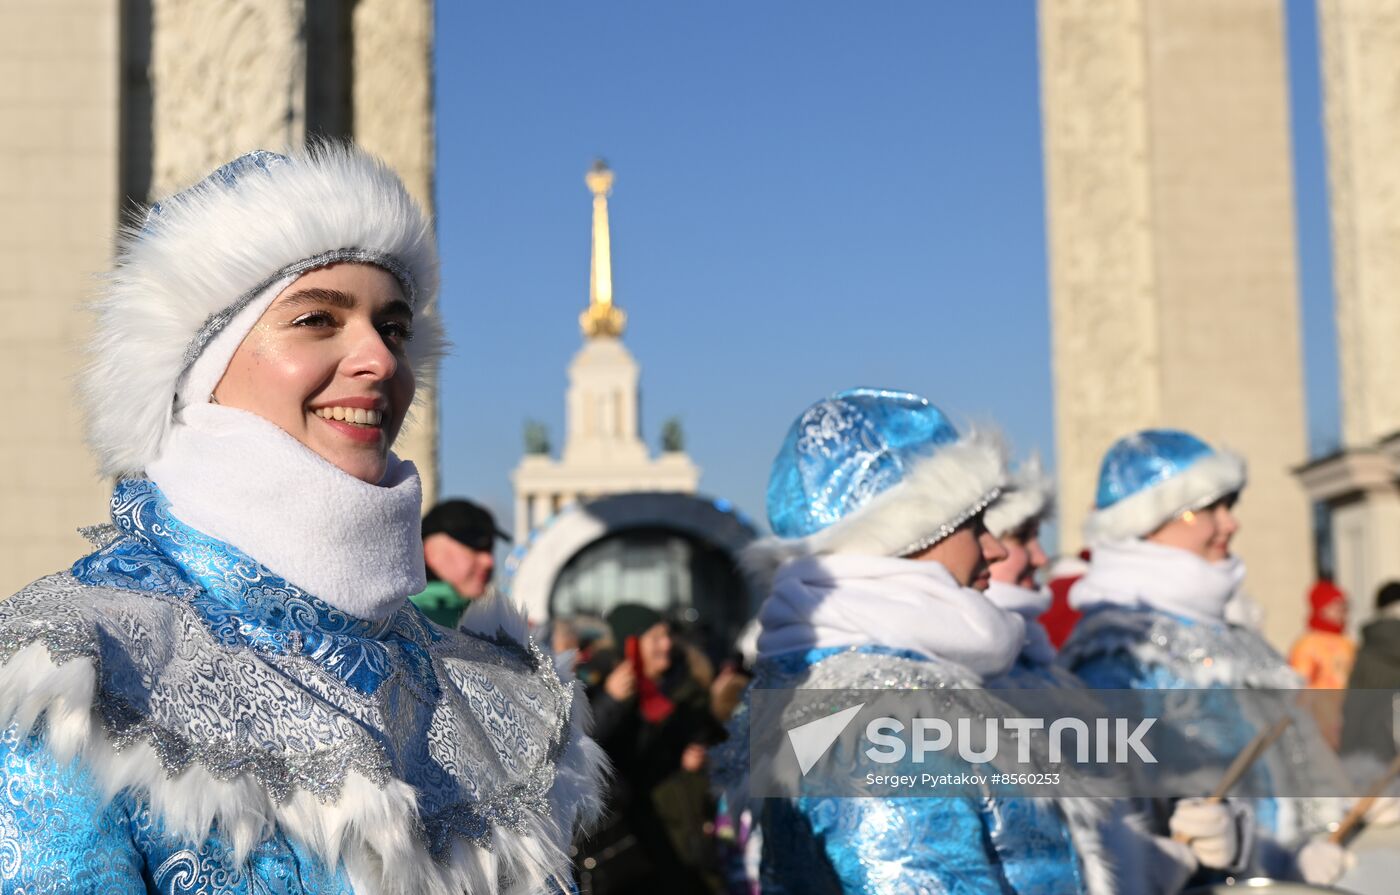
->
[581,159,627,338]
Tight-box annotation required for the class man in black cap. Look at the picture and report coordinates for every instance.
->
[410,498,512,627]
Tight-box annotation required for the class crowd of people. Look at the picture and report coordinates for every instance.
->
[1,145,1397,895]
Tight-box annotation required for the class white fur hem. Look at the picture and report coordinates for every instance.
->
[743,429,1005,589]
[1083,451,1245,547]
[0,617,607,895]
[984,453,1054,538]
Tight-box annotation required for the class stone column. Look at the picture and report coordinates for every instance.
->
[353,0,438,505]
[530,493,552,535]
[1040,0,1313,647]
[147,0,306,196]
[0,0,120,596]
[1304,0,1400,619]
[514,494,530,544]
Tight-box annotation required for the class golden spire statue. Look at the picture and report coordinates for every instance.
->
[581,159,627,339]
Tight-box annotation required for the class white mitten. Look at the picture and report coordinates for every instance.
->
[1169,798,1239,869]
[1296,836,1352,885]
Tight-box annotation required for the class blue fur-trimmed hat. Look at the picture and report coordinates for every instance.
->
[80,144,445,478]
[1083,429,1246,546]
[745,388,1006,578]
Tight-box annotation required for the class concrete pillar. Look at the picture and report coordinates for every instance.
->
[1040,0,1313,648]
[0,0,120,596]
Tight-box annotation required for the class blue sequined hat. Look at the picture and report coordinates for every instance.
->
[80,143,445,478]
[747,388,1005,576]
[1083,429,1246,546]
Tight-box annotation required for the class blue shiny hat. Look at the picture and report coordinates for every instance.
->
[1084,428,1245,545]
[756,388,1004,564]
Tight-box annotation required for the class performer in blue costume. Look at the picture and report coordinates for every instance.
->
[983,457,1080,692]
[1057,429,1345,887]
[713,388,1090,894]
[0,147,605,895]
[983,458,1199,894]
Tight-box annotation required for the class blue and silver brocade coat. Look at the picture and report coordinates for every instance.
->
[713,644,1088,894]
[0,479,597,895]
[1058,605,1338,878]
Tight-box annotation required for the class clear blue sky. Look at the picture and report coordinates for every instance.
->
[434,1,1340,538]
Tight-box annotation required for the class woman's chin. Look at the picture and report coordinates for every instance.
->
[322,451,388,484]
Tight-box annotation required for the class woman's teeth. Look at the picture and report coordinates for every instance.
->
[314,407,382,426]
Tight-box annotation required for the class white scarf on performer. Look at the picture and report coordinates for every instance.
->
[756,554,1025,681]
[145,402,426,621]
[984,580,1056,665]
[1069,539,1245,625]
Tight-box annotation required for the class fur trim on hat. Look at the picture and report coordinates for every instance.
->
[743,429,1006,591]
[984,453,1054,538]
[80,143,445,478]
[1083,451,1246,547]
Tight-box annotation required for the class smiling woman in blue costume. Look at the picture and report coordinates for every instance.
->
[1057,429,1346,888]
[713,388,1093,894]
[0,147,604,894]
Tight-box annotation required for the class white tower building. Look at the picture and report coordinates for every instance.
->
[511,161,699,541]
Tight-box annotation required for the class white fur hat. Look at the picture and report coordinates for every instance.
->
[80,144,444,478]
[983,454,1055,538]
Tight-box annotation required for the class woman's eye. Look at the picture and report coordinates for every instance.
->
[292,311,335,327]
[379,321,414,343]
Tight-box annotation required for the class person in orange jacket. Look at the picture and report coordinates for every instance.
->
[1289,580,1356,752]
[1289,580,1356,689]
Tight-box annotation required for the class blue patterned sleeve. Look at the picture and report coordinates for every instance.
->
[798,795,1016,894]
[1068,652,1181,690]
[0,725,144,893]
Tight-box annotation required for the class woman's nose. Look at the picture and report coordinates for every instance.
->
[981,531,1009,563]
[346,324,399,380]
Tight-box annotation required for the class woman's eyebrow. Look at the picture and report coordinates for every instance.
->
[276,287,357,311]
[381,298,413,320]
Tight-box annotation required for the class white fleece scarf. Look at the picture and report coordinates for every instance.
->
[756,554,1025,681]
[1069,539,1246,624]
[145,403,426,620]
[985,580,1056,665]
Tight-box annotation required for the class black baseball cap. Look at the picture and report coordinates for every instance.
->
[421,499,512,551]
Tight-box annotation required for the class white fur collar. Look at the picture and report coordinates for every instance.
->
[985,580,1056,665]
[755,554,1025,680]
[1069,540,1245,624]
[145,403,426,620]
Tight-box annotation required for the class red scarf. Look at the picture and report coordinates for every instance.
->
[626,636,675,723]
